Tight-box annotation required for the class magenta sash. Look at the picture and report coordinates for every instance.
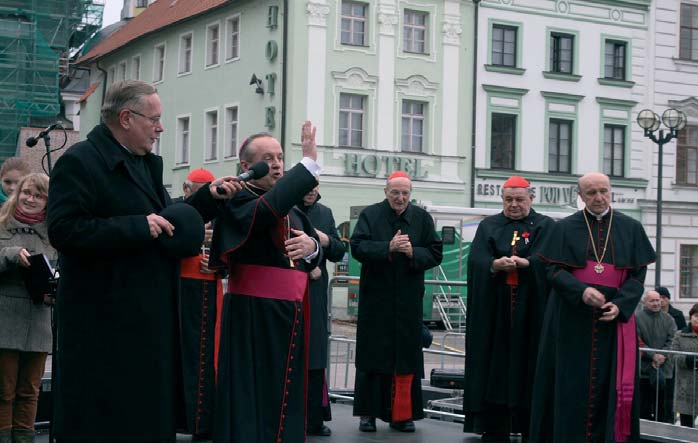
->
[572,261,635,443]
[228,263,308,302]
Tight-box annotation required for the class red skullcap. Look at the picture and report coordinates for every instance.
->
[387,170,411,181]
[502,175,530,188]
[187,168,215,183]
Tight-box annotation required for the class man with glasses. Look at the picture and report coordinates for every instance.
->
[350,171,442,433]
[47,80,242,443]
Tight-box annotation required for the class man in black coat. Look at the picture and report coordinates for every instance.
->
[211,121,322,443]
[657,286,687,330]
[297,184,346,437]
[47,80,241,443]
[463,176,555,443]
[351,171,443,433]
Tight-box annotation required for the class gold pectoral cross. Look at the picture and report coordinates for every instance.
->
[511,230,521,247]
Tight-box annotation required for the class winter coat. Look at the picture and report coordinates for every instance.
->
[671,327,698,415]
[0,218,56,352]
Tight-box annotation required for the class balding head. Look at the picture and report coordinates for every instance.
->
[578,172,612,215]
[643,290,662,313]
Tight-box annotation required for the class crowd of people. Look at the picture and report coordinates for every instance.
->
[1,79,698,443]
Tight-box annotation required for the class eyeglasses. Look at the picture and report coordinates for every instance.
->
[388,190,411,197]
[128,109,162,126]
[20,189,47,201]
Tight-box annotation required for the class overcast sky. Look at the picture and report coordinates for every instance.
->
[102,0,122,28]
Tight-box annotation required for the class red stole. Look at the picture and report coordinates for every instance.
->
[391,373,414,422]
[572,261,634,443]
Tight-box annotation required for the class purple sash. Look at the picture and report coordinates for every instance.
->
[572,261,635,443]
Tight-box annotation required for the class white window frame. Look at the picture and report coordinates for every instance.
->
[176,114,191,166]
[205,21,221,68]
[203,108,219,163]
[152,42,166,84]
[224,103,240,160]
[401,99,426,153]
[338,93,366,148]
[340,1,368,47]
[108,65,116,84]
[117,60,127,81]
[679,242,698,300]
[131,54,141,80]
[225,14,241,62]
[403,9,429,54]
[178,32,193,76]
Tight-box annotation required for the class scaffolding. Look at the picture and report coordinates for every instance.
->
[0,0,104,160]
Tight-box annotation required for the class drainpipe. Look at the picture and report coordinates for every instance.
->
[280,0,289,151]
[469,0,481,208]
[96,60,108,121]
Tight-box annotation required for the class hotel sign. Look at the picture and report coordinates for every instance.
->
[343,153,428,179]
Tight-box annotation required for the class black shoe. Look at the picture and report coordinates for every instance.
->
[389,420,416,432]
[481,432,511,442]
[307,425,332,436]
[359,416,376,432]
[192,433,212,442]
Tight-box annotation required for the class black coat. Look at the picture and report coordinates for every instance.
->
[47,124,219,442]
[530,209,655,443]
[463,210,555,428]
[298,197,346,370]
[351,200,442,374]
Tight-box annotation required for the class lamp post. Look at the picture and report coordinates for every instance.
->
[636,108,688,287]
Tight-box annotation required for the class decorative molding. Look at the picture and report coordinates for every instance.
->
[484,65,526,75]
[482,84,529,96]
[540,91,584,103]
[332,67,378,89]
[542,71,582,82]
[307,2,330,27]
[595,97,637,108]
[669,97,698,120]
[597,78,635,88]
[378,12,398,36]
[395,75,439,97]
[442,15,462,46]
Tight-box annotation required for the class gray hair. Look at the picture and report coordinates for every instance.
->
[101,80,158,124]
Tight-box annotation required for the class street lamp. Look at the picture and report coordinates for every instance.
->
[636,108,688,287]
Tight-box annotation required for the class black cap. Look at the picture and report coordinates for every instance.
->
[656,286,671,299]
[156,203,204,258]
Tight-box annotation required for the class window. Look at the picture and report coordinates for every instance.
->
[401,100,425,152]
[404,10,428,54]
[118,61,127,81]
[680,3,698,60]
[204,110,218,162]
[492,25,517,67]
[338,93,365,147]
[179,33,193,74]
[677,125,698,185]
[226,15,240,61]
[206,24,220,67]
[549,119,572,173]
[603,124,625,177]
[681,245,698,298]
[224,105,239,159]
[131,55,141,80]
[550,33,573,74]
[176,116,190,165]
[604,41,626,80]
[153,44,165,83]
[136,0,147,7]
[341,1,367,46]
[491,113,516,169]
[108,66,116,84]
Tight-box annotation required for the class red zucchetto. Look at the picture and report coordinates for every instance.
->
[387,170,411,181]
[187,168,215,183]
[502,175,530,188]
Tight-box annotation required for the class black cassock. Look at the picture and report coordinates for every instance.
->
[530,209,655,443]
[351,201,442,422]
[463,209,555,435]
[297,197,346,429]
[210,163,320,443]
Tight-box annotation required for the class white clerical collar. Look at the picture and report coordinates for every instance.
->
[120,143,137,156]
[586,207,610,221]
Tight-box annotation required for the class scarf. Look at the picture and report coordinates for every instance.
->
[14,206,46,225]
[692,324,698,335]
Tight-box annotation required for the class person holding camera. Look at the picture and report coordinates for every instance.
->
[0,173,55,443]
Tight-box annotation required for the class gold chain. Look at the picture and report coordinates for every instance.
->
[582,208,613,274]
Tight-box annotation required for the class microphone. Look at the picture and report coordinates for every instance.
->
[216,161,270,195]
[26,123,62,147]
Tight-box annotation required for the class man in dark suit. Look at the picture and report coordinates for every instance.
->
[47,80,241,443]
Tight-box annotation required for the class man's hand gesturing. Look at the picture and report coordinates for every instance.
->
[301,120,317,161]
